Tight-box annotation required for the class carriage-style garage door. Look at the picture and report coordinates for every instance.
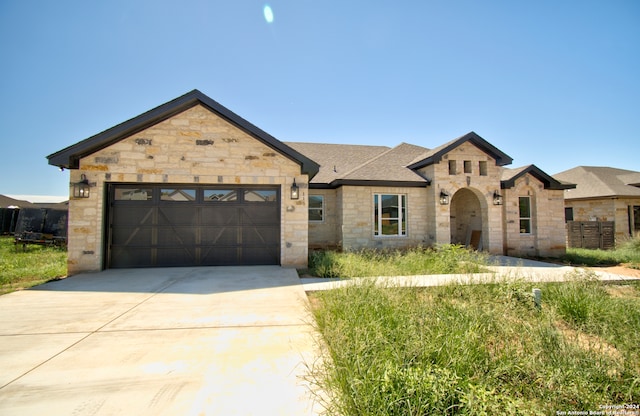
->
[106,184,280,268]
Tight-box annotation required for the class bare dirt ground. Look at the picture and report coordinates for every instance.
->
[589,265,640,279]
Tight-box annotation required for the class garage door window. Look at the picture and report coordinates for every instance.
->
[114,188,153,201]
[245,190,277,202]
[161,189,196,201]
[204,189,237,201]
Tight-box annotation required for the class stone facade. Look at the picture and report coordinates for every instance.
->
[566,197,640,241]
[306,141,568,258]
[66,105,308,275]
[502,176,566,257]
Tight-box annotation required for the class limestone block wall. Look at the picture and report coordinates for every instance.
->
[308,188,339,248]
[339,185,428,250]
[418,142,504,253]
[566,197,640,240]
[66,104,307,275]
[503,175,566,257]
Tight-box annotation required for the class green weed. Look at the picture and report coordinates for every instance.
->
[308,245,488,278]
[308,274,640,415]
[0,236,67,294]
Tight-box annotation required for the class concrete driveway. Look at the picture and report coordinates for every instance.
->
[0,266,324,415]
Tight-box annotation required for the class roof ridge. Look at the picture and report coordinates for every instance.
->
[337,143,409,179]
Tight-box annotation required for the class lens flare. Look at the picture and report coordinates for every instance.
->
[263,4,274,23]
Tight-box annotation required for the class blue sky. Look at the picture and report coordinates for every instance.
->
[1,0,638,198]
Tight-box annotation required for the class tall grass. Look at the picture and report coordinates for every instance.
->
[0,236,67,294]
[308,245,489,278]
[561,236,640,268]
[308,273,640,415]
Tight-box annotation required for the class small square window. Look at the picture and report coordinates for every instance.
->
[464,160,472,174]
[448,160,457,175]
[479,161,487,176]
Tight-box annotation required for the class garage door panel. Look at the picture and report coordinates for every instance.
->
[157,206,199,226]
[157,227,197,246]
[201,206,239,226]
[242,227,279,245]
[107,185,280,268]
[111,226,153,246]
[155,248,196,267]
[200,247,239,265]
[112,206,154,226]
[110,247,153,268]
[201,227,239,245]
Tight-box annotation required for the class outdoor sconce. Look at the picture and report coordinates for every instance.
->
[290,179,299,200]
[493,190,503,205]
[73,174,91,198]
[439,190,450,205]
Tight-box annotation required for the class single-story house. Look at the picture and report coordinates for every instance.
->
[47,90,573,275]
[554,166,640,240]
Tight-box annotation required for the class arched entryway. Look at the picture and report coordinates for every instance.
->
[450,188,484,250]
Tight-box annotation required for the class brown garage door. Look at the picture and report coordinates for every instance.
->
[106,185,280,268]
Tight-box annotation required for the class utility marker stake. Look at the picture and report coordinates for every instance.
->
[532,288,542,309]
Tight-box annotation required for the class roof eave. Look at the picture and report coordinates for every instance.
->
[47,90,320,177]
[309,179,429,189]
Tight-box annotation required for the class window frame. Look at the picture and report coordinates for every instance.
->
[519,196,532,234]
[373,193,407,237]
[309,194,324,223]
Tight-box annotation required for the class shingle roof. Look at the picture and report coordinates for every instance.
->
[407,131,513,169]
[501,165,575,190]
[47,90,320,177]
[285,142,430,187]
[553,166,640,199]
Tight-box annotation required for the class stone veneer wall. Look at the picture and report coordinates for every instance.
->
[308,189,339,248]
[66,105,308,275]
[339,186,428,250]
[566,197,640,240]
[502,175,566,257]
[418,142,505,254]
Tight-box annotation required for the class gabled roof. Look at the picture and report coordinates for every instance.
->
[285,142,430,188]
[284,142,390,184]
[47,90,320,177]
[553,166,640,199]
[407,131,513,169]
[501,165,575,190]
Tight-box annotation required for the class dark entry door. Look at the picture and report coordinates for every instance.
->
[107,185,280,268]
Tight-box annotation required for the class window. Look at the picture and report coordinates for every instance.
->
[448,160,457,175]
[479,161,487,176]
[630,205,640,235]
[309,195,324,222]
[114,188,153,201]
[565,207,574,222]
[374,194,407,236]
[204,189,237,201]
[464,160,472,174]
[519,197,531,233]
[161,189,196,201]
[244,190,277,202]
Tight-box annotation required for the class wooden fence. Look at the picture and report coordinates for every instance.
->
[566,221,615,250]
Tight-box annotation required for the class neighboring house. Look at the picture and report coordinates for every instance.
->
[47,90,573,275]
[554,166,640,240]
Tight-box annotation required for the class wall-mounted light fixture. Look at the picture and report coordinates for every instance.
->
[72,174,91,198]
[439,190,450,205]
[493,190,503,205]
[290,179,299,200]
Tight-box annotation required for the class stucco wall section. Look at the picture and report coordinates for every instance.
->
[67,105,307,274]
